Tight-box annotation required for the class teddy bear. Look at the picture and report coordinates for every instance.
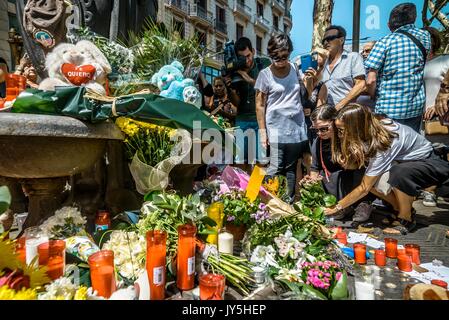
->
[38,40,112,95]
[151,61,201,105]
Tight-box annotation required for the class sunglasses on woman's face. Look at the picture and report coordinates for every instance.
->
[321,34,341,45]
[310,126,330,133]
[270,54,290,62]
[337,127,345,135]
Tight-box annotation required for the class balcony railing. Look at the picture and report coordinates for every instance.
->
[165,0,189,14]
[271,0,285,12]
[234,1,252,20]
[215,20,227,34]
[190,4,214,25]
[255,16,271,31]
[284,10,292,23]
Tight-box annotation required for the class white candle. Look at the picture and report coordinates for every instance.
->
[218,232,234,254]
[25,236,48,266]
[355,281,375,300]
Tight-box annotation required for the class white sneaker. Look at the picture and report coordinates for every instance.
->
[422,191,437,207]
[352,202,373,222]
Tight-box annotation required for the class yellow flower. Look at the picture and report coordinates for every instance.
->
[263,177,279,194]
[0,286,37,300]
[74,286,88,300]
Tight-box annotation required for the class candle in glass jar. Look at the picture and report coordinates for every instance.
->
[355,281,375,300]
[405,244,420,265]
[176,224,196,291]
[384,238,398,258]
[199,273,226,300]
[397,255,412,272]
[374,249,386,267]
[88,250,116,298]
[146,230,167,300]
[218,231,234,254]
[354,243,367,264]
[335,232,348,245]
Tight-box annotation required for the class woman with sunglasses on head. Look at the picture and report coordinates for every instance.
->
[255,34,308,203]
[309,105,373,221]
[324,104,449,234]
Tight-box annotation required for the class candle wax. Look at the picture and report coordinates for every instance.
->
[91,265,116,298]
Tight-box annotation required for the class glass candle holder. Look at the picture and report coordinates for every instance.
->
[354,243,367,264]
[374,250,386,267]
[431,280,448,289]
[24,226,49,266]
[199,273,226,300]
[38,240,66,280]
[88,250,117,298]
[15,236,26,264]
[146,230,167,300]
[5,73,26,101]
[176,224,197,291]
[355,280,375,300]
[397,248,406,256]
[384,238,398,258]
[206,202,224,245]
[397,255,412,272]
[335,232,348,245]
[405,244,420,265]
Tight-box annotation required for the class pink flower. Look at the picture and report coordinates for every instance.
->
[336,272,342,281]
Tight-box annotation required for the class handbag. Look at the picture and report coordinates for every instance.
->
[425,116,449,135]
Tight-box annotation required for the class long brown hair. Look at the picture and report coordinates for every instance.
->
[331,104,398,169]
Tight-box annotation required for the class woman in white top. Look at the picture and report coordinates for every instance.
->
[255,34,308,202]
[324,104,449,234]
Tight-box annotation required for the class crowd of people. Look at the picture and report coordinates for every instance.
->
[199,2,449,235]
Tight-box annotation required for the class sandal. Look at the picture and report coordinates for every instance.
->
[381,213,398,226]
[384,218,417,235]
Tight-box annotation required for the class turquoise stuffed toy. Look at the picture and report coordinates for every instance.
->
[151,60,196,102]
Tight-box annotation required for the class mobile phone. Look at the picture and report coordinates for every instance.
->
[300,53,318,73]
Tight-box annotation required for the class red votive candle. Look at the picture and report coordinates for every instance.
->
[335,232,348,245]
[384,238,398,258]
[374,249,386,267]
[88,250,117,298]
[38,240,66,280]
[146,230,167,300]
[397,255,412,272]
[15,237,26,264]
[199,273,226,300]
[354,243,367,264]
[397,248,406,256]
[176,224,197,291]
[431,280,448,289]
[405,244,420,265]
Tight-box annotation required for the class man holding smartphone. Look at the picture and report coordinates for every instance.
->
[321,25,366,110]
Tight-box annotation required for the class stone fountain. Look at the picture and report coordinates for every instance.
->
[0,113,124,230]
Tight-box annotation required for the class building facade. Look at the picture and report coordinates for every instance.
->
[0,0,19,69]
[159,0,293,66]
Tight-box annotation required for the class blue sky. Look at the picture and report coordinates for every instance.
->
[291,0,446,57]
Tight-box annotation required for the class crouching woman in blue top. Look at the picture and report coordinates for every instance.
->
[324,103,449,234]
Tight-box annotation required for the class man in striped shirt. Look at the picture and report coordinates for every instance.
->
[365,3,431,133]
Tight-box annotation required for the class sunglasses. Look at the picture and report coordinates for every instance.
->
[337,127,345,135]
[270,54,290,62]
[310,126,330,133]
[321,34,342,45]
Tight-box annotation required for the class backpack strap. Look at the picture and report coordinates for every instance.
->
[396,30,427,60]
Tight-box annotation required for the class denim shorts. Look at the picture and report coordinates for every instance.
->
[234,119,266,164]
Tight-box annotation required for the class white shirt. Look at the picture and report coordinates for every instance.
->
[424,54,449,109]
[365,121,433,176]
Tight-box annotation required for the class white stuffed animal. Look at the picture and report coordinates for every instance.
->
[39,40,112,95]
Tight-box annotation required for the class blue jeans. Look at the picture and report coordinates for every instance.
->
[234,119,265,164]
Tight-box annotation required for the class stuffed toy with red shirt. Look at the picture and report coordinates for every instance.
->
[39,40,111,95]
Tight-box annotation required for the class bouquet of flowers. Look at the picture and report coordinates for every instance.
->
[294,176,337,223]
[115,117,176,167]
[39,207,87,239]
[102,231,146,282]
[263,175,289,202]
[219,188,270,227]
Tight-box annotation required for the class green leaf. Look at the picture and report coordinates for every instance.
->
[0,186,11,215]
[293,229,309,241]
[144,190,162,202]
[323,194,337,207]
[201,216,217,227]
[330,271,349,300]
[313,207,324,220]
[302,284,328,300]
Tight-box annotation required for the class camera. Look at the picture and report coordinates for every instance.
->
[221,40,247,85]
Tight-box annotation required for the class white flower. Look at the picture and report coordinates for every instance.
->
[102,231,146,280]
[250,245,279,268]
[40,207,87,238]
[38,277,79,300]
